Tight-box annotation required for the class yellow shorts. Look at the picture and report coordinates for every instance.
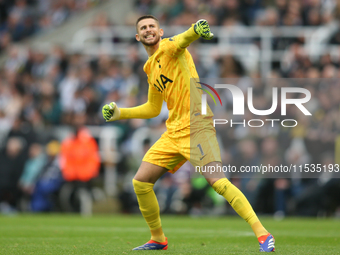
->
[143,124,221,174]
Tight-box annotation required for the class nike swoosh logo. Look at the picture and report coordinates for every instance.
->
[200,154,207,160]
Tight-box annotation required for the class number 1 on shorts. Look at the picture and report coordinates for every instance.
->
[197,144,204,156]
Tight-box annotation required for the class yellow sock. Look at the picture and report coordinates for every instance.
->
[212,178,268,238]
[251,221,269,238]
[132,179,166,242]
[150,227,166,243]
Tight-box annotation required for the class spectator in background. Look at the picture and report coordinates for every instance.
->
[31,140,63,212]
[18,143,46,195]
[59,112,100,214]
[60,112,100,183]
[0,137,26,213]
[38,79,62,125]
[58,67,80,123]
[5,116,36,157]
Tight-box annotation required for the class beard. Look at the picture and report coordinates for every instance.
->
[140,33,161,46]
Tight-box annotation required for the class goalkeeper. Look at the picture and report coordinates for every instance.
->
[102,15,275,252]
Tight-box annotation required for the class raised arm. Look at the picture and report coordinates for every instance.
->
[163,19,214,57]
[176,25,200,49]
[177,19,214,48]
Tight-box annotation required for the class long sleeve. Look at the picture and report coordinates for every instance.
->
[176,25,200,48]
[163,25,200,57]
[119,88,163,119]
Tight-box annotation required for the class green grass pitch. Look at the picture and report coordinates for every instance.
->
[1,214,340,254]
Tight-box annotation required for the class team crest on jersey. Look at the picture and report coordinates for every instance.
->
[153,74,173,93]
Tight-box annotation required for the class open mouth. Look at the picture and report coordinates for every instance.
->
[145,34,155,39]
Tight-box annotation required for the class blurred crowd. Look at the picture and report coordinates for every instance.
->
[0,0,340,217]
[131,0,339,27]
[0,0,102,53]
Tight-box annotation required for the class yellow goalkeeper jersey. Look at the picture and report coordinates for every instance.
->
[142,30,214,133]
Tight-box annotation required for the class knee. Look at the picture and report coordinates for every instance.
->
[132,179,154,195]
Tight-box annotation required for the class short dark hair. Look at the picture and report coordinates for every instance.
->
[136,15,159,31]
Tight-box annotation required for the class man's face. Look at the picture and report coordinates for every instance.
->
[136,18,163,46]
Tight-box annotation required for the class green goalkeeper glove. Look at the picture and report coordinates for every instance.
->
[102,102,120,122]
[194,19,214,40]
